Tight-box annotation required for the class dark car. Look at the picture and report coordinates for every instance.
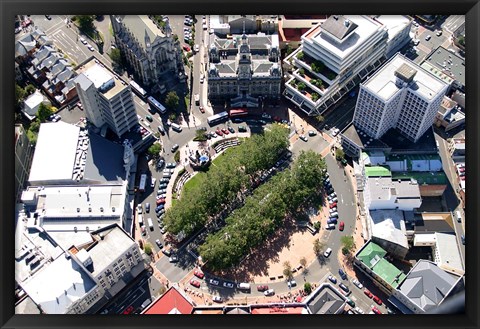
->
[159,183,168,189]
[232,118,243,123]
[171,144,179,153]
[145,115,153,122]
[339,283,350,293]
[228,126,235,133]
[166,162,177,168]
[156,159,165,169]
[157,125,165,135]
[328,275,337,284]
[160,178,169,183]
[145,203,150,213]
[338,269,347,280]
[155,205,164,212]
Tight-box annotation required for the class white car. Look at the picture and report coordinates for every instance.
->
[199,74,205,84]
[223,282,235,289]
[324,247,332,258]
[194,44,200,52]
[331,128,340,136]
[212,296,223,303]
[352,279,364,289]
[151,177,156,188]
[87,44,95,51]
[425,35,431,41]
[137,204,143,214]
[209,279,219,286]
[354,307,365,314]
[264,289,275,296]
[80,37,87,45]
[287,280,297,288]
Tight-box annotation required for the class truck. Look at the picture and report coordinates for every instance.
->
[138,215,144,226]
[139,174,147,192]
[194,93,200,106]
[147,217,154,230]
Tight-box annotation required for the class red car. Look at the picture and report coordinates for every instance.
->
[372,306,382,314]
[273,116,282,122]
[364,288,373,298]
[190,279,201,288]
[329,202,337,209]
[222,128,230,135]
[194,270,205,279]
[183,45,191,52]
[123,306,134,314]
[215,129,223,136]
[257,285,269,292]
[199,106,205,113]
[373,295,383,305]
[156,198,166,205]
[339,221,345,231]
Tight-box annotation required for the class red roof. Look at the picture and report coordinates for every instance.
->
[143,286,194,314]
[251,306,306,314]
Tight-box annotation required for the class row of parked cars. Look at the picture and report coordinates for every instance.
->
[323,174,345,231]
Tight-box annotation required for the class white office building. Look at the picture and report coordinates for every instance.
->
[75,58,138,138]
[283,15,388,115]
[353,53,448,142]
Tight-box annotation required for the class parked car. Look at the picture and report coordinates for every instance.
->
[157,125,165,135]
[339,221,345,231]
[326,223,336,230]
[331,128,340,136]
[159,183,168,189]
[162,248,172,256]
[156,159,165,169]
[338,269,347,280]
[209,278,219,286]
[171,144,179,153]
[299,135,308,142]
[373,295,383,305]
[156,198,166,205]
[122,305,134,314]
[327,217,337,224]
[352,279,363,289]
[354,307,365,314]
[160,178,169,183]
[160,227,167,234]
[364,288,373,298]
[155,239,163,248]
[257,285,269,292]
[141,225,146,236]
[145,115,153,122]
[212,296,223,303]
[329,202,338,209]
[169,255,178,263]
[339,283,350,293]
[425,35,431,41]
[145,203,150,213]
[345,297,355,307]
[190,279,201,288]
[221,128,229,135]
[223,282,235,289]
[287,280,297,288]
[194,270,205,279]
[324,247,332,258]
[372,306,382,314]
[137,204,143,214]
[228,126,235,133]
[215,129,223,136]
[328,275,337,284]
[199,106,205,113]
[264,289,275,296]
[308,130,317,136]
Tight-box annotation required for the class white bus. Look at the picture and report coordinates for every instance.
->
[147,217,154,230]
[207,111,229,126]
[147,96,167,114]
[139,174,147,192]
[129,80,147,98]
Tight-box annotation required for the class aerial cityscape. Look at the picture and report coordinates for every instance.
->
[14,14,466,315]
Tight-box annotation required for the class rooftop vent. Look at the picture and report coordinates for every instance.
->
[100,207,104,212]
[77,208,80,213]
[112,207,116,212]
[88,207,92,212]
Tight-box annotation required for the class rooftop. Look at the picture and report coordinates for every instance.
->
[371,258,407,288]
[363,53,447,102]
[369,209,408,249]
[422,46,465,86]
[413,212,455,234]
[341,123,391,150]
[251,305,308,314]
[28,122,80,183]
[356,241,387,267]
[365,166,391,177]
[305,283,346,314]
[20,253,96,314]
[391,171,448,185]
[321,15,358,41]
[380,127,438,153]
[117,15,165,50]
[398,259,460,312]
[76,59,127,100]
[385,153,443,172]
[304,15,384,60]
[374,15,411,41]
[143,286,194,314]
[434,232,464,274]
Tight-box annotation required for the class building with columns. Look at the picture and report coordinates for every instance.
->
[207,31,282,108]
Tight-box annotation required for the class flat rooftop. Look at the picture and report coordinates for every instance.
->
[369,209,408,249]
[304,15,383,60]
[363,53,447,102]
[375,15,411,41]
[305,284,346,314]
[422,46,465,86]
[28,122,80,183]
[76,58,128,100]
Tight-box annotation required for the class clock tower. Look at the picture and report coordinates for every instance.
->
[237,32,252,79]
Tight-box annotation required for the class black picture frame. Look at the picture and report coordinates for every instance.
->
[1,1,479,328]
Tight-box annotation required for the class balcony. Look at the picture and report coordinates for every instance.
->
[287,77,322,104]
[294,67,330,97]
[293,51,338,84]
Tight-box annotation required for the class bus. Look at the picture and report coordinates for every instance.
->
[129,80,147,98]
[207,111,229,126]
[139,174,147,192]
[229,108,249,118]
[147,96,167,114]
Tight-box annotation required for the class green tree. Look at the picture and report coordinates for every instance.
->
[297,82,306,91]
[109,48,123,66]
[335,148,345,161]
[165,91,179,110]
[76,15,95,32]
[25,84,36,95]
[315,115,325,124]
[300,257,307,268]
[341,235,355,254]
[313,221,321,231]
[174,150,180,163]
[36,103,54,122]
[285,44,293,56]
[144,243,153,255]
[283,261,293,279]
[15,84,26,107]
[297,51,304,60]
[313,238,324,256]
[147,143,162,159]
[168,113,177,121]
[299,68,305,77]
[29,119,41,133]
[311,93,319,101]
[304,282,312,295]
[457,35,465,47]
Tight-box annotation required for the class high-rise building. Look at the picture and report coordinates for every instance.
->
[75,58,138,138]
[283,15,388,115]
[353,53,448,142]
[110,15,184,93]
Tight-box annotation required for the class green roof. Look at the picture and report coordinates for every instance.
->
[391,171,448,185]
[371,259,407,288]
[356,241,387,266]
[364,166,391,177]
[385,154,442,171]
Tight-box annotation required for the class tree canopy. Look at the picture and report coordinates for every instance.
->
[36,103,54,122]
[165,91,179,110]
